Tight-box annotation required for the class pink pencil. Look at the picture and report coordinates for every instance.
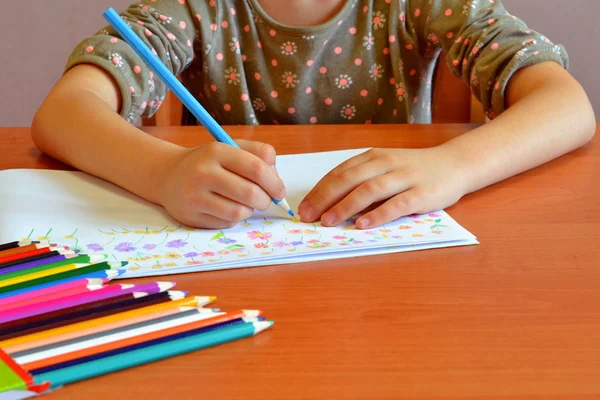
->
[0,282,176,324]
[0,284,107,312]
[0,277,109,308]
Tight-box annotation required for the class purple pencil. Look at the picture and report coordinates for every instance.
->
[0,282,176,324]
[0,254,76,276]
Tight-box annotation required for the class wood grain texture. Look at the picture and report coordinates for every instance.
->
[1,125,599,399]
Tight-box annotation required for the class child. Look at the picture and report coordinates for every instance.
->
[32,0,595,229]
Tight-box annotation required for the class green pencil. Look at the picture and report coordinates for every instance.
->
[0,254,107,281]
[0,261,127,295]
[33,321,273,388]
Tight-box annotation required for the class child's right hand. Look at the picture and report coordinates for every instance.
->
[159,139,286,229]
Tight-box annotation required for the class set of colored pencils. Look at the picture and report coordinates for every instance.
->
[0,239,273,395]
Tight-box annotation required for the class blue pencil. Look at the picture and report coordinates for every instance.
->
[103,8,295,218]
[0,269,123,300]
[33,321,273,388]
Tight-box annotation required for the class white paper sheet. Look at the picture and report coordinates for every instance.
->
[0,149,477,278]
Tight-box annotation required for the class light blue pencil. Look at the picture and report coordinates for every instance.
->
[33,320,273,388]
[103,8,294,217]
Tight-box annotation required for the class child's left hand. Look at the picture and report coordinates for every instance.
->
[298,147,468,229]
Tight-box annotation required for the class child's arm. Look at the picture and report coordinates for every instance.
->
[299,1,595,228]
[32,3,285,229]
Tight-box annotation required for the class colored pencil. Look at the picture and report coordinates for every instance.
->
[103,7,294,218]
[0,243,52,258]
[0,269,121,299]
[4,305,195,354]
[0,278,108,308]
[0,254,107,282]
[0,295,215,348]
[0,284,106,312]
[0,260,122,295]
[27,315,264,373]
[0,251,66,271]
[15,309,224,365]
[0,240,38,252]
[0,292,200,341]
[32,321,273,388]
[0,246,70,265]
[0,282,175,323]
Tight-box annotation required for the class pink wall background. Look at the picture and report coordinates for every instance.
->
[0,0,597,126]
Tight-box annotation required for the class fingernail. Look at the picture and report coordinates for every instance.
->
[322,212,335,226]
[299,203,313,221]
[278,187,286,200]
[357,218,370,229]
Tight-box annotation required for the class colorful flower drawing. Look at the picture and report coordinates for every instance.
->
[332,235,347,240]
[143,244,157,251]
[290,241,303,246]
[86,243,104,252]
[217,237,237,244]
[166,239,188,248]
[254,243,269,249]
[272,240,289,248]
[164,262,178,267]
[399,225,411,230]
[218,250,230,255]
[115,242,136,252]
[164,252,182,259]
[287,229,303,234]
[200,251,216,257]
[184,252,199,258]
[247,230,272,240]
[186,260,203,266]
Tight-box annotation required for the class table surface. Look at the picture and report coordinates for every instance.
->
[2,124,600,399]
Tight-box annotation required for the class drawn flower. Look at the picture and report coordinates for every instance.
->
[399,225,412,229]
[340,104,356,120]
[152,254,163,259]
[414,220,424,224]
[332,235,347,240]
[342,225,356,231]
[254,243,269,249]
[127,256,152,262]
[208,259,218,263]
[282,71,299,88]
[144,244,157,250]
[238,254,248,258]
[231,248,245,253]
[129,266,141,271]
[303,229,319,235]
[165,227,179,233]
[217,238,237,244]
[64,235,76,239]
[307,239,320,244]
[412,233,424,237]
[184,252,199,258]
[152,265,163,269]
[252,98,267,112]
[289,219,302,224]
[166,239,188,248]
[37,236,50,241]
[431,230,443,235]
[290,241,303,246]
[424,218,434,222]
[372,11,386,30]
[225,67,241,86]
[200,251,215,257]
[428,213,441,218]
[340,242,350,246]
[86,243,104,252]
[186,260,203,266]
[280,41,297,55]
[229,37,241,54]
[261,251,272,255]
[272,240,289,248]
[164,252,182,259]
[115,242,136,252]
[120,231,131,235]
[218,250,230,255]
[335,74,353,89]
[241,221,252,227]
[392,235,402,239]
[133,230,147,234]
[364,230,378,235]
[363,33,375,50]
[379,229,392,233]
[247,230,272,240]
[287,229,303,234]
[288,249,296,252]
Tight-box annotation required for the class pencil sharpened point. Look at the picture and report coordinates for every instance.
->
[288,210,295,217]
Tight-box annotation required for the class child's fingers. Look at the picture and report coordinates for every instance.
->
[190,214,238,229]
[320,174,411,227]
[299,160,389,222]
[355,188,424,229]
[216,145,286,201]
[235,139,277,167]
[210,169,272,211]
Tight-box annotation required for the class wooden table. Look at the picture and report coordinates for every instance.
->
[2,125,600,399]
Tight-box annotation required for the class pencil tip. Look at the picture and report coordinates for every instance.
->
[288,209,295,217]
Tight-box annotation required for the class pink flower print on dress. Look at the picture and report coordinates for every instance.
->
[372,12,386,30]
[225,67,241,85]
[340,105,356,120]
[363,33,375,50]
[282,71,300,88]
[335,74,353,89]
[156,14,172,25]
[369,64,383,80]
[252,98,267,112]
[280,41,297,55]
[395,83,407,101]
[229,37,241,54]
[110,53,124,68]
[428,33,440,45]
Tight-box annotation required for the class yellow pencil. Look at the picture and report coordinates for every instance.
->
[0,296,216,348]
[0,262,122,288]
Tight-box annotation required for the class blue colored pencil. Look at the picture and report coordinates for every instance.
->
[103,8,294,218]
[33,321,273,388]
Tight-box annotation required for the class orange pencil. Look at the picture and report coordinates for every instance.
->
[0,243,48,258]
[0,295,215,349]
[4,305,194,354]
[21,309,261,371]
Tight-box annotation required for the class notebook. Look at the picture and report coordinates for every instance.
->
[0,149,477,278]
